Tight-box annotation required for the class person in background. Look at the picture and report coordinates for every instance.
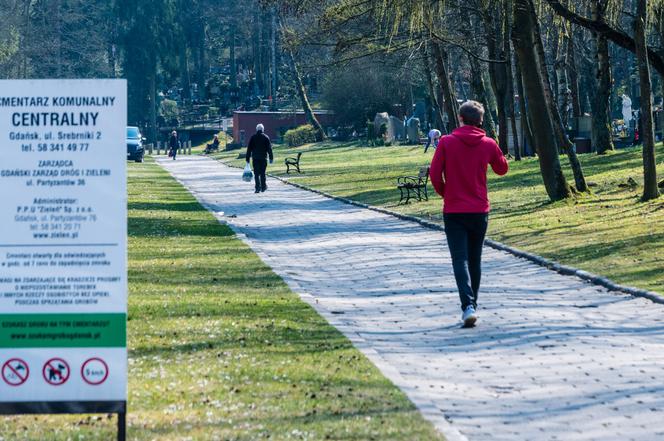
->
[168,130,179,160]
[245,124,273,193]
[425,128,441,153]
[205,134,220,154]
[429,101,509,327]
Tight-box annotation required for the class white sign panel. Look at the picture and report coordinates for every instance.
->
[0,80,127,411]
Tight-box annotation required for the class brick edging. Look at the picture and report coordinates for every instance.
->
[221,159,663,305]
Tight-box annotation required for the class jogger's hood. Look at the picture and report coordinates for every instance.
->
[451,125,487,147]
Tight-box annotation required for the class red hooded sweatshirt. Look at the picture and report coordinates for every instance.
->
[429,125,508,214]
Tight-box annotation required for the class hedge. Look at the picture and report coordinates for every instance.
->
[284,124,319,147]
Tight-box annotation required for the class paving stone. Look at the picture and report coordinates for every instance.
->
[159,157,664,441]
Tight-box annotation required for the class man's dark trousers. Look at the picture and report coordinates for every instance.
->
[443,213,489,311]
[252,159,268,191]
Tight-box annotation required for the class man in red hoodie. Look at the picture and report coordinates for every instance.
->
[429,101,509,327]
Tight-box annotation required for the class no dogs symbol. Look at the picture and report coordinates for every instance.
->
[42,358,70,386]
[81,358,109,385]
[2,358,29,386]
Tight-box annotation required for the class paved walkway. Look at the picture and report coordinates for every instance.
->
[158,156,664,441]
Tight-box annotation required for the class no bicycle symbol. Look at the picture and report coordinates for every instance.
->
[2,358,29,386]
[42,358,70,386]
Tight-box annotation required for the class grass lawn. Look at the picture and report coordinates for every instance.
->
[0,159,443,440]
[214,141,663,295]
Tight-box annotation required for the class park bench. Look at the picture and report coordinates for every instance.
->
[204,142,220,154]
[397,166,430,204]
[285,152,303,174]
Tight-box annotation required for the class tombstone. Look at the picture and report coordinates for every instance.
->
[656,110,664,142]
[406,117,420,144]
[374,112,390,140]
[574,115,593,153]
[390,116,405,140]
[576,115,592,139]
[507,118,521,156]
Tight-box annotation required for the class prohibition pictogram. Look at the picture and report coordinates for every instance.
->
[42,358,70,386]
[2,358,29,386]
[81,357,109,386]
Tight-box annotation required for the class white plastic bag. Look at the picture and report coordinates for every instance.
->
[242,163,253,182]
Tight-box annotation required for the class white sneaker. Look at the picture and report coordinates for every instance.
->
[462,306,477,327]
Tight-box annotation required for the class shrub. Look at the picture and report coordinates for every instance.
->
[159,99,178,120]
[284,124,318,147]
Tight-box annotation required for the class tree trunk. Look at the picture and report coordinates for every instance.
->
[108,44,117,78]
[263,18,271,96]
[197,30,208,100]
[270,8,278,108]
[590,2,614,154]
[515,57,535,156]
[482,73,499,141]
[286,48,326,141]
[532,8,570,149]
[462,15,498,141]
[252,16,263,95]
[149,64,158,144]
[431,41,458,132]
[179,42,191,101]
[423,43,445,130]
[554,26,587,192]
[635,0,659,201]
[556,25,571,128]
[567,28,581,118]
[496,81,509,155]
[21,0,30,77]
[512,0,572,201]
[467,53,498,140]
[483,70,501,130]
[504,0,521,160]
[531,4,588,192]
[230,25,237,89]
[550,20,560,109]
[483,7,509,153]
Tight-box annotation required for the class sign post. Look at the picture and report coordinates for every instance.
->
[0,80,127,439]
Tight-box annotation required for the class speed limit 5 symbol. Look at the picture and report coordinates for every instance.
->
[81,358,109,386]
[2,358,29,386]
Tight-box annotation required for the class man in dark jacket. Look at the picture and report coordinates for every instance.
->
[245,124,273,193]
[168,130,179,160]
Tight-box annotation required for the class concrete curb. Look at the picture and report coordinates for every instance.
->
[220,159,663,305]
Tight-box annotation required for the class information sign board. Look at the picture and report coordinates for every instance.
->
[0,79,127,415]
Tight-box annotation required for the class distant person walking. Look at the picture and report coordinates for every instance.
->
[424,128,441,153]
[168,130,179,160]
[245,124,273,193]
[429,100,509,327]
